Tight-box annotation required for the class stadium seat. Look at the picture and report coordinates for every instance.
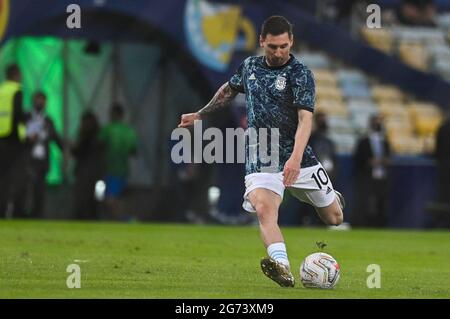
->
[434,59,450,77]
[329,132,358,154]
[420,134,437,154]
[337,69,368,86]
[341,82,372,99]
[398,41,429,71]
[351,115,371,133]
[311,69,338,87]
[360,27,394,54]
[347,98,377,111]
[376,102,409,118]
[297,52,331,69]
[428,44,450,60]
[327,115,354,134]
[392,27,444,44]
[436,13,450,29]
[408,102,442,118]
[316,86,344,101]
[387,133,424,155]
[372,85,404,103]
[408,102,443,137]
[300,49,443,157]
[414,117,442,136]
[316,99,348,116]
[385,119,414,143]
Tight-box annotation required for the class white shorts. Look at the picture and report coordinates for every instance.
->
[242,164,336,213]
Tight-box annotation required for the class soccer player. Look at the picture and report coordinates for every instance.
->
[178,15,344,287]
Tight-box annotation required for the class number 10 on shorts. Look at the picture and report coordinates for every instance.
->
[311,167,330,190]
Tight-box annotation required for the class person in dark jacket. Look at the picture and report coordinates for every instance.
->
[435,113,450,205]
[71,111,104,220]
[309,111,338,181]
[353,114,391,227]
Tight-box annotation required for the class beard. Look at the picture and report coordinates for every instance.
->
[268,56,286,66]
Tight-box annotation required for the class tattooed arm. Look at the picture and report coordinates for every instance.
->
[198,82,238,117]
[178,82,238,128]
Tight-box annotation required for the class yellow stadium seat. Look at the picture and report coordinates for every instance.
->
[316,99,348,116]
[360,28,394,54]
[372,85,404,103]
[387,134,424,155]
[385,118,414,135]
[377,103,409,119]
[413,116,442,136]
[398,41,429,71]
[407,102,442,118]
[420,134,436,154]
[311,69,338,87]
[316,86,344,102]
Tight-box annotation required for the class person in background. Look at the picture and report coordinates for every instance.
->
[98,103,138,221]
[309,111,338,182]
[72,111,104,220]
[353,114,391,227]
[435,112,450,206]
[396,0,436,27]
[25,91,63,218]
[0,64,26,218]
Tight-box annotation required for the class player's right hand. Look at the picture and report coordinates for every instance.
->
[178,112,201,128]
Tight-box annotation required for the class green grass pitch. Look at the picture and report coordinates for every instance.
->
[0,220,449,298]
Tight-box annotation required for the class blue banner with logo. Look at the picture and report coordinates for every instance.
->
[0,0,261,90]
[2,0,450,107]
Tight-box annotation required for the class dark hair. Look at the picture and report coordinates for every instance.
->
[261,15,293,39]
[33,91,47,99]
[6,64,20,80]
[111,103,124,118]
[81,110,99,134]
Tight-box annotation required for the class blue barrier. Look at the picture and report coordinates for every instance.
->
[387,157,436,228]
[217,154,437,229]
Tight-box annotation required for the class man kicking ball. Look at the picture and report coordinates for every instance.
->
[178,15,344,287]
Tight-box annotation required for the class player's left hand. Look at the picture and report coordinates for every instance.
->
[283,156,301,187]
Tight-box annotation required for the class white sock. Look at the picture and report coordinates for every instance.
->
[267,242,290,268]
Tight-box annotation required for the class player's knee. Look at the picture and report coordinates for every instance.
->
[329,209,343,226]
[254,201,274,221]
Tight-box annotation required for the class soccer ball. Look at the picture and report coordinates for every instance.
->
[300,252,340,289]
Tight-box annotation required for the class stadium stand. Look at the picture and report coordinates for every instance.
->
[297,46,443,156]
[361,13,450,80]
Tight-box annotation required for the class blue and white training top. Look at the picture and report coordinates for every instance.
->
[229,54,319,175]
